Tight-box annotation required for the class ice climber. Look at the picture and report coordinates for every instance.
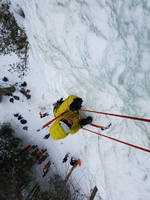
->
[46,95,93,140]
[62,153,81,166]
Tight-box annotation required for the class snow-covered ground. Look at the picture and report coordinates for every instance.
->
[1,0,150,199]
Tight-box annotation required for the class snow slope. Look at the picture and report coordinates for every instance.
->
[1,0,150,199]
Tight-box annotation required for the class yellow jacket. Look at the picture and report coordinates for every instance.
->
[49,95,81,140]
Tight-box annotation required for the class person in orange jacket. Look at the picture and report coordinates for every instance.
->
[62,153,81,167]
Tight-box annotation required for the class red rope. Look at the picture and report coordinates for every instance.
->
[42,111,68,129]
[80,109,150,123]
[90,123,105,129]
[82,128,150,153]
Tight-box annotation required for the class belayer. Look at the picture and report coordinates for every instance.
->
[44,95,93,140]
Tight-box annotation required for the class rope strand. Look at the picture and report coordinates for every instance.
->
[42,111,68,129]
[82,128,150,153]
[80,109,150,123]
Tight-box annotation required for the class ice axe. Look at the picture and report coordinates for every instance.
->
[36,111,68,132]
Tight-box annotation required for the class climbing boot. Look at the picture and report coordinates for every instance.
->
[80,116,93,126]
